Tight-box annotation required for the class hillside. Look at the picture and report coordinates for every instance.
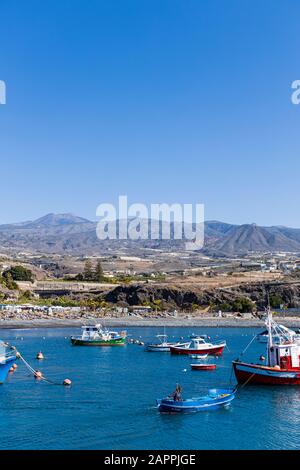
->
[206,224,300,256]
[0,213,300,256]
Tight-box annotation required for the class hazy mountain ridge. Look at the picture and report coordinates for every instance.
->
[0,213,300,256]
[205,223,300,256]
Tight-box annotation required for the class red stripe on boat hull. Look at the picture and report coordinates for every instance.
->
[233,362,300,385]
[170,345,225,356]
[191,364,216,371]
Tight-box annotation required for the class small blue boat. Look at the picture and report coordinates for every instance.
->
[0,341,16,384]
[156,388,236,413]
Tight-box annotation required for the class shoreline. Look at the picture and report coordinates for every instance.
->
[0,316,300,329]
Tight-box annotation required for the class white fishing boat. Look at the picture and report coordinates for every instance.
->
[71,324,127,346]
[233,307,300,385]
[145,334,182,352]
[257,325,300,344]
[170,336,226,356]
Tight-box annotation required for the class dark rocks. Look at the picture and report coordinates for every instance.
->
[104,281,300,310]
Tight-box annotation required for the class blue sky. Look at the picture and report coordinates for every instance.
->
[0,0,300,226]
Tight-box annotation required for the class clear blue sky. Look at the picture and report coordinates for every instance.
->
[0,0,300,226]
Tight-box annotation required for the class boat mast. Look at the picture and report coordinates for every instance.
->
[266,305,273,366]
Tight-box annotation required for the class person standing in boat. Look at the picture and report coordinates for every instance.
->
[172,384,182,401]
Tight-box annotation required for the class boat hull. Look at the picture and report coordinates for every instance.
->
[71,337,126,346]
[146,342,182,352]
[146,345,171,352]
[157,388,235,413]
[191,364,216,371]
[0,355,16,383]
[170,344,225,356]
[233,361,300,385]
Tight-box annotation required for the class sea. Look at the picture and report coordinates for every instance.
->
[0,326,299,450]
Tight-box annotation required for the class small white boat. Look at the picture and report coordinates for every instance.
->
[170,337,226,356]
[190,354,208,359]
[146,334,182,352]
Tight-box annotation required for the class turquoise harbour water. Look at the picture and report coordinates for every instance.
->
[0,326,299,450]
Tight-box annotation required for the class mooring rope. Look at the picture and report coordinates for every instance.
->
[11,346,69,386]
[238,333,258,360]
[236,372,256,391]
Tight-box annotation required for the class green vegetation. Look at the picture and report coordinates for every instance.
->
[218,302,232,312]
[0,271,18,290]
[269,294,284,308]
[30,295,108,309]
[83,260,93,280]
[214,296,255,313]
[94,260,104,282]
[75,259,107,282]
[232,297,255,313]
[3,272,18,290]
[74,260,166,284]
[115,273,166,283]
[3,265,34,283]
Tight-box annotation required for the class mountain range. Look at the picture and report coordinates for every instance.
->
[1,213,300,257]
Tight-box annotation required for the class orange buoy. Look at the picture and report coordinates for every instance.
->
[63,379,72,386]
[9,367,14,373]
[36,352,44,360]
[12,363,18,370]
[34,370,43,379]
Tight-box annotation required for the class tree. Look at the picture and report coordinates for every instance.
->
[83,260,93,281]
[4,265,34,282]
[269,294,284,308]
[19,290,33,301]
[3,272,18,290]
[94,260,104,282]
[232,296,255,313]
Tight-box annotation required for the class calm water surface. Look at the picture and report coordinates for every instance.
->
[0,326,299,450]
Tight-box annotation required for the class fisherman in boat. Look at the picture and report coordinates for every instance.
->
[171,384,182,401]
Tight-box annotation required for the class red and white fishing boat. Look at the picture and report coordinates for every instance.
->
[170,337,226,356]
[233,307,300,385]
[191,363,216,371]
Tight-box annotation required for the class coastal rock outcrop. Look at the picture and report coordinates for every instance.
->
[104,281,300,310]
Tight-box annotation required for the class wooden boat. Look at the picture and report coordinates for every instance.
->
[145,334,182,352]
[71,324,127,346]
[233,307,300,385]
[156,388,236,413]
[170,337,226,356]
[191,363,216,371]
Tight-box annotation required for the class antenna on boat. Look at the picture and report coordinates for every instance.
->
[265,287,274,366]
